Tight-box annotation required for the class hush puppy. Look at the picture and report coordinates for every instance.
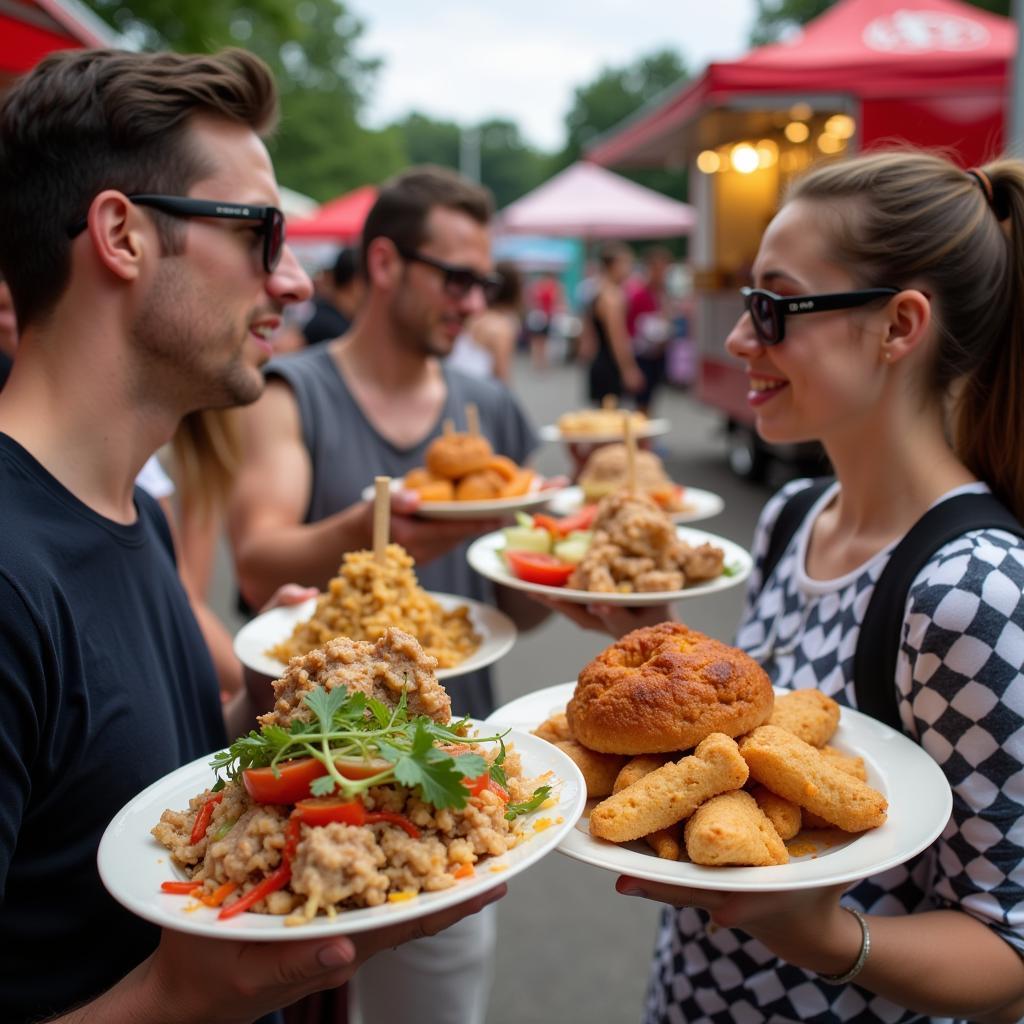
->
[684,790,789,866]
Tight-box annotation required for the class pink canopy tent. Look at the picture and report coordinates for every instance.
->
[497,161,696,239]
[287,185,377,242]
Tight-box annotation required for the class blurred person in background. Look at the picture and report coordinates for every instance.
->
[627,246,673,415]
[302,246,365,345]
[447,259,522,383]
[524,269,563,368]
[583,241,644,405]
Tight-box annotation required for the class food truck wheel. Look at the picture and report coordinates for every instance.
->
[726,422,769,482]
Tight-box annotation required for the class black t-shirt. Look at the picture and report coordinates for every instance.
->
[301,296,351,345]
[0,434,226,1023]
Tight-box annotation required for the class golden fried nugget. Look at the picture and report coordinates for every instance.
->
[533,711,572,744]
[644,827,682,860]
[554,739,626,798]
[589,733,748,843]
[768,689,840,747]
[739,725,887,832]
[750,784,802,841]
[613,753,674,794]
[684,790,789,866]
[820,745,868,781]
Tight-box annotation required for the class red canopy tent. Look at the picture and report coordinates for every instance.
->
[589,0,1015,169]
[287,185,378,242]
[0,0,114,91]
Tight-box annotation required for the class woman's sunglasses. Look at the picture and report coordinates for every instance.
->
[68,195,286,274]
[740,286,900,346]
[398,248,503,304]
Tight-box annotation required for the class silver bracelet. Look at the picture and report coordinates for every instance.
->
[819,905,871,985]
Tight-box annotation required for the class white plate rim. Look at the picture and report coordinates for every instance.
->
[359,478,571,521]
[485,682,953,892]
[97,726,587,940]
[465,526,752,606]
[538,417,671,443]
[546,485,724,525]
[233,592,517,680]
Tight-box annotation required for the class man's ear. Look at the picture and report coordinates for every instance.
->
[83,191,152,283]
[364,236,401,291]
[880,288,931,365]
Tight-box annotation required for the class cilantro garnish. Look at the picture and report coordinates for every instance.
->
[504,785,552,820]
[208,684,508,811]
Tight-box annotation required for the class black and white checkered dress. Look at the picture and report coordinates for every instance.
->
[644,479,1024,1024]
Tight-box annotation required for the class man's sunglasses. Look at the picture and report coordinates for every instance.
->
[740,286,900,346]
[398,248,503,304]
[67,195,285,274]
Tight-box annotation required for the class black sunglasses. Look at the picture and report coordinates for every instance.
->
[67,195,285,274]
[741,286,900,345]
[398,247,503,304]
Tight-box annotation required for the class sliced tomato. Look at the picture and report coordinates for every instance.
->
[504,549,576,587]
[294,797,367,827]
[242,756,392,804]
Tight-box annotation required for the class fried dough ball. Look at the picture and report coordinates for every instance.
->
[454,468,506,501]
[425,433,493,480]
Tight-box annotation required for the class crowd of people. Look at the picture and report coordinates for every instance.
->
[1,42,1023,1024]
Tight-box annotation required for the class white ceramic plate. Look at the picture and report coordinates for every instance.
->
[233,593,516,680]
[466,526,752,607]
[539,417,671,444]
[486,683,953,892]
[545,485,724,525]
[97,727,586,940]
[360,477,567,521]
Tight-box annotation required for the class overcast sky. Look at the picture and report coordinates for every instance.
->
[349,1,757,152]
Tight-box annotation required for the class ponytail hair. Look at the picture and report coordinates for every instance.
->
[788,150,1024,521]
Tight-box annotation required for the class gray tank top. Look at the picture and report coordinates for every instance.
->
[265,345,537,718]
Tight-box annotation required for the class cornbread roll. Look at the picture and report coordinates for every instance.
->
[532,711,572,744]
[684,791,789,866]
[569,622,775,754]
[613,754,674,794]
[750,784,802,841]
[644,827,682,861]
[554,740,626,798]
[768,689,840,747]
[739,725,887,832]
[589,733,748,842]
[424,433,493,480]
[820,745,868,781]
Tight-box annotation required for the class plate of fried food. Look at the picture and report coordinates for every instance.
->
[371,417,564,520]
[466,491,751,606]
[234,542,516,679]
[486,623,953,892]
[539,407,670,444]
[99,628,587,939]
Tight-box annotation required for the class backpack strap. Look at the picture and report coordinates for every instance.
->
[761,478,834,587]
[853,492,1024,730]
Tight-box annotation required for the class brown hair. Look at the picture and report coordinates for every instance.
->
[788,149,1024,521]
[0,48,277,329]
[171,408,242,526]
[360,165,493,276]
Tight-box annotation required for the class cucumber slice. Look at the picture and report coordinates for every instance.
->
[501,527,552,555]
[552,536,591,565]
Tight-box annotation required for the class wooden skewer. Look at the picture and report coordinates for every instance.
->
[601,394,618,411]
[465,402,480,437]
[442,418,455,437]
[373,476,391,564]
[623,413,638,494]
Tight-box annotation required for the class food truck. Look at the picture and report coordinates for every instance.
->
[587,0,1016,479]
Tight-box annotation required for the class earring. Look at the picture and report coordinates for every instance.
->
[883,349,892,362]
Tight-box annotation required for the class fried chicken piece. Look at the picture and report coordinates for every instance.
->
[260,627,451,729]
[676,542,725,582]
[633,569,685,592]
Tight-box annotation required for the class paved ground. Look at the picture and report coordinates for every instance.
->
[210,350,775,1024]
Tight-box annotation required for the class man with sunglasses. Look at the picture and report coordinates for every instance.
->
[0,49,503,1024]
[230,165,546,1024]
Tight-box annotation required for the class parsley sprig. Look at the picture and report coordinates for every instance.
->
[209,685,516,811]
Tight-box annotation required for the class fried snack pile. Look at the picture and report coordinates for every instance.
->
[534,654,888,867]
[403,431,535,502]
[268,543,480,667]
[557,407,648,437]
[578,443,686,512]
[567,492,724,593]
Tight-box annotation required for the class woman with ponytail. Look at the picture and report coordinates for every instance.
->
[557,150,1024,1022]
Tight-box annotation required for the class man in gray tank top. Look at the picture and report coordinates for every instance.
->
[230,166,547,1024]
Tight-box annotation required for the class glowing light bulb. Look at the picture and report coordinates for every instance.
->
[730,143,759,174]
[755,139,779,168]
[696,149,721,174]
[825,114,856,140]
[784,121,810,144]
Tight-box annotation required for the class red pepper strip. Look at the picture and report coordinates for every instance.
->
[160,880,203,895]
[531,513,562,536]
[364,811,421,839]
[465,773,510,803]
[218,818,300,921]
[200,881,238,908]
[189,792,224,845]
[452,863,475,880]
